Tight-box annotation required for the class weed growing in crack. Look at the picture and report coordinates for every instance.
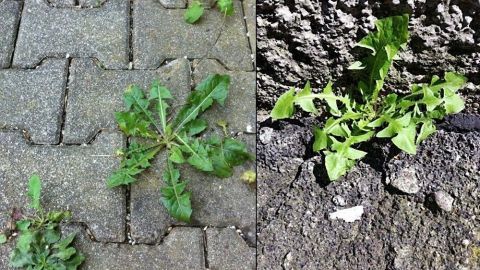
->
[271,14,467,180]
[108,75,253,222]
[0,175,85,269]
[184,0,234,24]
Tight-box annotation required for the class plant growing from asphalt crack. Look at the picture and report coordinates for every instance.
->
[184,0,234,24]
[108,74,253,222]
[271,14,467,181]
[0,175,85,269]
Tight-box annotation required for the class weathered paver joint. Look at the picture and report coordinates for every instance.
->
[133,0,253,71]
[64,58,191,144]
[0,131,126,242]
[0,0,21,68]
[206,228,256,270]
[13,0,129,69]
[0,59,67,144]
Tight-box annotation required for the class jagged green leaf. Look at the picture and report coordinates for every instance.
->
[107,143,162,187]
[271,88,295,120]
[184,1,204,24]
[149,81,172,133]
[160,162,192,222]
[27,175,41,211]
[174,74,230,133]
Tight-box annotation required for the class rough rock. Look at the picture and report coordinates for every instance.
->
[257,0,480,115]
[13,0,129,69]
[434,191,455,212]
[258,125,480,268]
[0,59,68,144]
[133,0,252,71]
[388,167,421,194]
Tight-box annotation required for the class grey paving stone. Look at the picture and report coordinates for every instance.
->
[130,135,256,245]
[243,0,255,63]
[206,228,256,270]
[133,0,253,71]
[193,59,255,134]
[0,0,21,68]
[0,59,67,144]
[0,131,126,242]
[188,0,215,8]
[13,0,129,69]
[0,225,205,269]
[63,58,191,144]
[0,240,13,270]
[48,0,76,7]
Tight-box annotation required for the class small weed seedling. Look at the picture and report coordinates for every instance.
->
[0,175,85,269]
[271,14,467,181]
[108,74,253,222]
[184,0,234,24]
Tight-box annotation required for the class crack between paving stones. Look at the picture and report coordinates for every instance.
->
[125,137,132,244]
[202,229,210,269]
[239,0,254,67]
[58,58,72,144]
[195,13,227,69]
[128,0,133,68]
[8,0,23,68]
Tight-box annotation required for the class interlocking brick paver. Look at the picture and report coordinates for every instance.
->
[193,59,255,133]
[206,228,256,270]
[13,0,129,69]
[64,58,191,144]
[133,0,252,71]
[130,135,256,244]
[0,59,67,144]
[0,0,21,68]
[48,0,75,7]
[0,225,205,270]
[0,131,126,242]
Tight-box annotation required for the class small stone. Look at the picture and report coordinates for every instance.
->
[462,239,470,246]
[332,195,347,206]
[329,206,364,222]
[259,127,274,144]
[390,167,420,194]
[433,191,454,212]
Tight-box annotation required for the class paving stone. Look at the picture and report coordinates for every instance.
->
[206,228,256,270]
[243,0,255,63]
[193,59,255,134]
[130,135,256,245]
[0,0,21,68]
[0,225,205,269]
[133,0,252,71]
[188,0,215,8]
[0,240,13,270]
[0,131,126,242]
[0,59,67,144]
[64,58,191,144]
[13,0,129,69]
[48,0,75,7]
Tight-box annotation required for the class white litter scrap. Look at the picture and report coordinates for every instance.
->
[328,206,364,222]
